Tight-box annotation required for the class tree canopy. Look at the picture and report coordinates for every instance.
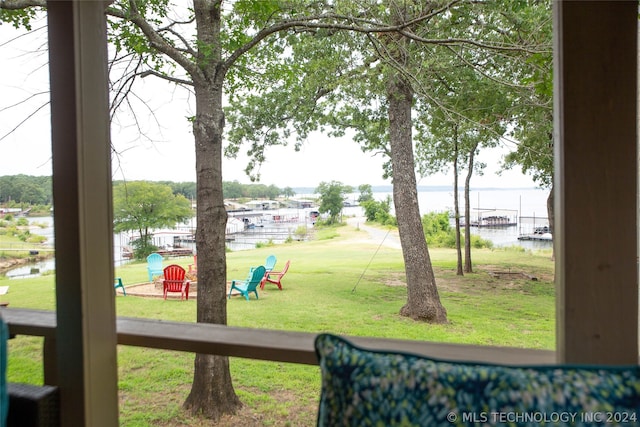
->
[315,180,352,224]
[113,181,192,258]
[0,174,52,205]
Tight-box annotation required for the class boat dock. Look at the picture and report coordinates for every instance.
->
[517,233,552,241]
[461,208,518,228]
[518,219,552,242]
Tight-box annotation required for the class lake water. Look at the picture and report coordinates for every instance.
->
[4,258,56,279]
[352,187,552,249]
[346,187,550,218]
[5,187,552,278]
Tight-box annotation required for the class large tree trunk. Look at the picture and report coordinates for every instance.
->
[183,1,241,420]
[387,71,447,324]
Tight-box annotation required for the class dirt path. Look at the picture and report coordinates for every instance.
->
[346,216,402,249]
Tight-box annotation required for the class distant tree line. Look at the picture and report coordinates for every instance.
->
[0,175,292,206]
[116,180,288,200]
[0,175,52,205]
[222,181,292,200]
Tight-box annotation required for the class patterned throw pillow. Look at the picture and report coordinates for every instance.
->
[315,334,640,427]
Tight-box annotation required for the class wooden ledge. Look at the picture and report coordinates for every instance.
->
[1,307,556,366]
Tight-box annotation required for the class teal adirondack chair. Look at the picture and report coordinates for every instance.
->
[114,277,126,296]
[229,266,266,301]
[264,255,277,272]
[250,255,276,286]
[146,253,164,282]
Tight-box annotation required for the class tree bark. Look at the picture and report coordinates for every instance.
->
[547,185,555,261]
[453,129,463,276]
[387,71,447,324]
[464,145,477,273]
[183,0,241,419]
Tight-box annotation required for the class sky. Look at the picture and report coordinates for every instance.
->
[0,23,538,190]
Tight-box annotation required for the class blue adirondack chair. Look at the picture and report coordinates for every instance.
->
[250,255,276,285]
[228,266,266,301]
[264,255,277,272]
[146,253,164,282]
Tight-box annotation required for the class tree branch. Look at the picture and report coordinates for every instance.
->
[0,91,47,112]
[157,22,197,58]
[0,100,48,141]
[139,69,193,86]
[223,0,463,72]
[106,1,201,81]
[398,33,551,55]
[0,0,45,9]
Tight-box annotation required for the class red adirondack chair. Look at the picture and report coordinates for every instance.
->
[260,260,290,290]
[162,264,190,300]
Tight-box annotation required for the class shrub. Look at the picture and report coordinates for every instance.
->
[362,196,396,226]
[131,238,159,260]
[25,233,47,244]
[314,217,334,227]
[294,225,308,240]
[421,212,493,249]
[422,212,452,248]
[255,239,275,248]
[29,205,52,216]
[427,229,458,248]
[468,234,493,249]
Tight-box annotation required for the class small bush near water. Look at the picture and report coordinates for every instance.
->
[422,212,493,249]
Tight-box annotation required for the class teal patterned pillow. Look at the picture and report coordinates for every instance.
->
[315,334,640,426]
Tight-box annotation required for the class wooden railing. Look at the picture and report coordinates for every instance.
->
[3,307,556,387]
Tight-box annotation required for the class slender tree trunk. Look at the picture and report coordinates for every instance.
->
[546,185,554,234]
[387,71,447,323]
[464,144,477,273]
[547,185,555,261]
[452,128,463,276]
[183,0,241,419]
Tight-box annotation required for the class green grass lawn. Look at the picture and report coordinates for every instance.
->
[2,223,556,426]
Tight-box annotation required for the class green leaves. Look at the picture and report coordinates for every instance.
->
[0,7,40,30]
[224,25,378,180]
[112,181,192,237]
[0,175,52,205]
[315,181,352,224]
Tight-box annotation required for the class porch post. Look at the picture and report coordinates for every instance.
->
[47,1,118,424]
[553,1,638,364]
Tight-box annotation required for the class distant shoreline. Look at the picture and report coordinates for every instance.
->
[291,185,541,194]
